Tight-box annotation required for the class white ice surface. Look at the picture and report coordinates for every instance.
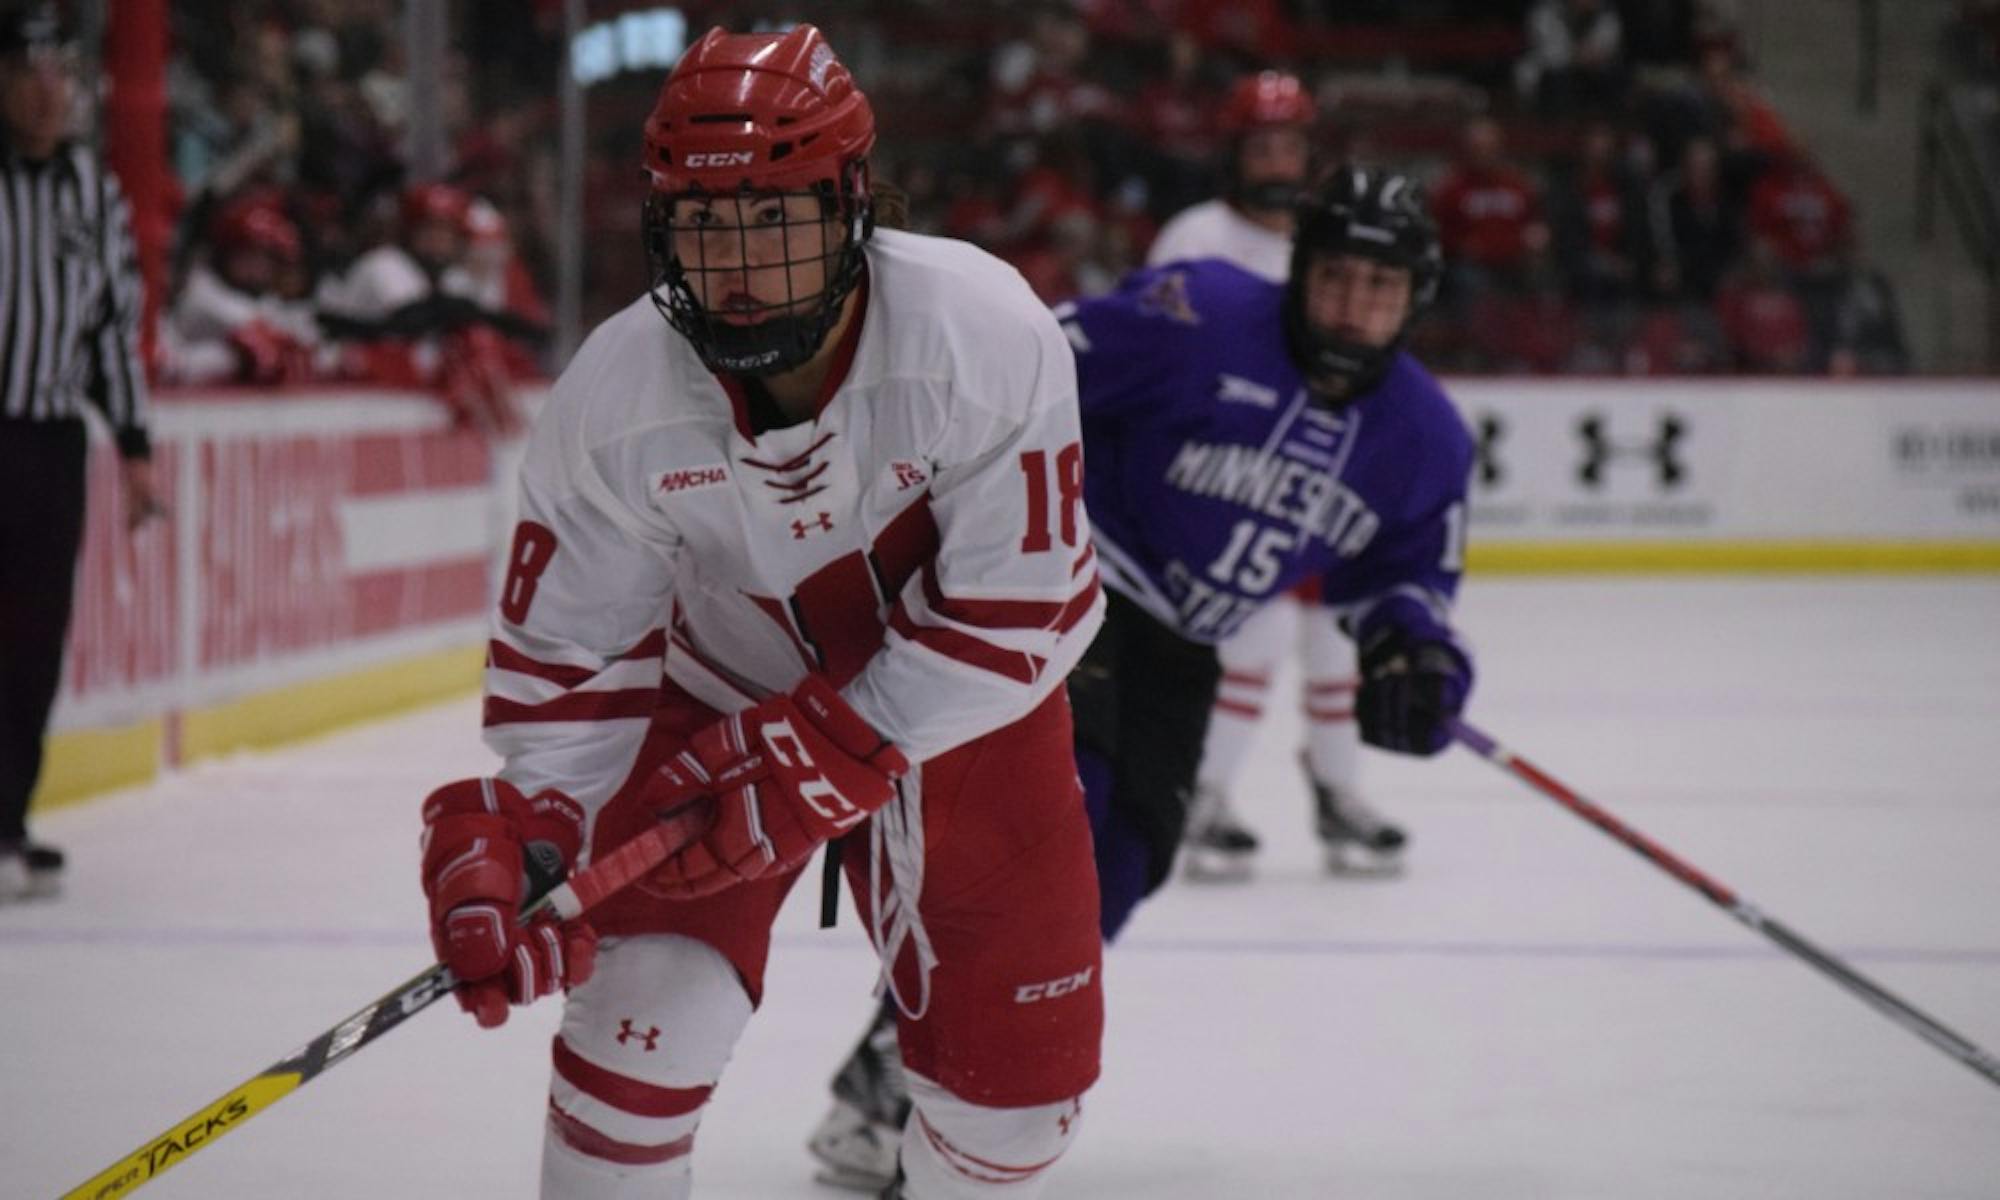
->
[5,578,1997,1199]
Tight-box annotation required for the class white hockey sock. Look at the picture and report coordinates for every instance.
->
[1197,597,1298,792]
[898,1072,1084,1198]
[1301,609,1360,791]
[539,935,752,1200]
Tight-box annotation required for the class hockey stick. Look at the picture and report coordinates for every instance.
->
[60,810,703,1200]
[1449,717,2000,1090]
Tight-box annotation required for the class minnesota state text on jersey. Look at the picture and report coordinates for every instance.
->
[1059,259,1473,644]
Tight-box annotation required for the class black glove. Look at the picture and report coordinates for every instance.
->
[1356,624,1472,756]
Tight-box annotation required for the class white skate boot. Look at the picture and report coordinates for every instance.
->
[808,1007,908,1192]
[1306,759,1406,876]
[1182,783,1260,881]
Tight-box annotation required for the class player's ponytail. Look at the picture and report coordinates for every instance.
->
[869,179,912,232]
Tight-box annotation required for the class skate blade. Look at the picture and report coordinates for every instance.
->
[1323,845,1407,878]
[813,1164,897,1193]
[1182,849,1256,883]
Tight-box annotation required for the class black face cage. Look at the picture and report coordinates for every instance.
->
[643,161,874,377]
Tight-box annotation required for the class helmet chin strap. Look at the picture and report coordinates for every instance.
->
[689,308,825,376]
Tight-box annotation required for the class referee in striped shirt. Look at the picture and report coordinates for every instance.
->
[0,3,162,900]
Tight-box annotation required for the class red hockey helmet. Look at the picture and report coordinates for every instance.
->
[209,195,302,261]
[640,24,877,376]
[400,183,473,231]
[1218,70,1316,134]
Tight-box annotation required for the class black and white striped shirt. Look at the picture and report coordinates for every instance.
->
[0,138,150,457]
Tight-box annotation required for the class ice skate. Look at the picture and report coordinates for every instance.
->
[809,1008,909,1192]
[1182,784,1260,881]
[0,841,62,902]
[1306,763,1405,876]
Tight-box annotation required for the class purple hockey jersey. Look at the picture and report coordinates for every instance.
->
[1057,258,1474,648]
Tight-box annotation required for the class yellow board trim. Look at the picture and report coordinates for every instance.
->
[30,720,163,814]
[1468,541,2000,574]
[32,644,485,816]
[178,644,485,761]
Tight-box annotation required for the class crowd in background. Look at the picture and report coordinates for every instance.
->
[156,0,1912,400]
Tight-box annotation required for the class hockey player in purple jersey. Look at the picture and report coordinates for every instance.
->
[806,165,1477,1194]
[1068,164,1475,934]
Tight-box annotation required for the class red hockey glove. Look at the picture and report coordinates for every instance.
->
[439,326,525,436]
[228,320,305,386]
[646,676,910,900]
[420,777,596,1028]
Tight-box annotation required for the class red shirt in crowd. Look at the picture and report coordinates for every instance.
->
[1747,162,1852,271]
[1580,169,1629,254]
[1717,275,1810,372]
[1430,164,1545,272]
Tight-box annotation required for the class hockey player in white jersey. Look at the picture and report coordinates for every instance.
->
[161,194,323,386]
[416,26,1105,1200]
[1145,69,1313,285]
[1147,69,1405,878]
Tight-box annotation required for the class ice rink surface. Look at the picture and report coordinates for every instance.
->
[6,578,1998,1199]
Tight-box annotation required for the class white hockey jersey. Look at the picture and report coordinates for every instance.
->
[159,264,323,384]
[483,229,1105,832]
[1145,198,1292,282]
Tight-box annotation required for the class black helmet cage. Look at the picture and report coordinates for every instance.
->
[1223,130,1314,216]
[1282,166,1443,401]
[643,159,875,377]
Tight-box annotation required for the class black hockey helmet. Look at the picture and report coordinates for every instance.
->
[1283,164,1442,398]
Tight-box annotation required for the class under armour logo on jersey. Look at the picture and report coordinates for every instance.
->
[1057,1098,1082,1136]
[791,511,835,539]
[616,1019,661,1051]
[1476,413,1506,488]
[1577,412,1686,490]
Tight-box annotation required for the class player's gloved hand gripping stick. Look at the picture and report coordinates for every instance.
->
[59,788,713,1200]
[1449,717,2000,1090]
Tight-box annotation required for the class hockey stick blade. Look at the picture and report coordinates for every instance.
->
[1449,717,2000,1090]
[60,809,705,1199]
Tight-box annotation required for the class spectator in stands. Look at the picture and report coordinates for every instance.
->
[1468,253,1583,373]
[986,4,1118,142]
[1746,149,1853,282]
[1429,115,1549,293]
[1716,236,1811,373]
[317,182,526,433]
[1623,302,1726,374]
[1648,134,1740,300]
[1549,118,1649,305]
[1516,0,1629,114]
[462,197,549,377]
[1692,35,1795,161]
[1175,0,1296,65]
[171,70,300,205]
[162,192,324,386]
[1130,31,1219,220]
